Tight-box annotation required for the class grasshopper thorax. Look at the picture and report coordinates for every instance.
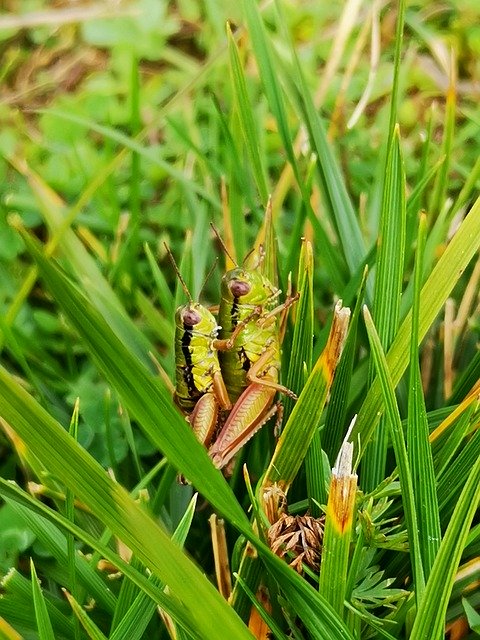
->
[221,268,277,306]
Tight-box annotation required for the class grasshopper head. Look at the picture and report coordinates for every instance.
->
[175,303,218,337]
[222,268,277,305]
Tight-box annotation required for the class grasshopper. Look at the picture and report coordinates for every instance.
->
[167,245,231,448]
[208,242,298,470]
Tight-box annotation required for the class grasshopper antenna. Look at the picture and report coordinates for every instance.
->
[164,243,193,304]
[199,257,218,299]
[210,223,238,267]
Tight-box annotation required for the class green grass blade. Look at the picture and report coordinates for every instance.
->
[261,302,350,491]
[110,494,197,640]
[283,240,314,421]
[1,567,73,639]
[305,429,326,517]
[275,20,365,277]
[235,574,289,640]
[407,215,441,580]
[352,195,480,451]
[227,22,269,203]
[64,590,108,640]
[363,125,406,490]
[257,548,356,640]
[318,440,357,616]
[437,430,480,521]
[66,401,81,640]
[30,560,56,640]
[0,367,253,640]
[409,453,480,640]
[429,67,456,217]
[363,307,425,603]
[240,0,297,189]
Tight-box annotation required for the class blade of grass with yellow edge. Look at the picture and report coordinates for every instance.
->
[433,400,477,479]
[227,21,269,204]
[30,561,55,640]
[0,617,23,640]
[260,301,350,493]
[363,306,425,604]
[318,423,358,616]
[64,590,108,640]
[351,194,480,454]
[406,214,441,582]
[409,453,480,640]
[362,125,406,492]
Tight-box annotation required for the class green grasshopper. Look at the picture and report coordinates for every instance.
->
[208,242,298,470]
[167,245,231,448]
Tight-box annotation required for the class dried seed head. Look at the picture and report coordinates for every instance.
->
[268,513,325,574]
[262,483,288,525]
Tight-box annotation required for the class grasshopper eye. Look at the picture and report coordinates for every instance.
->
[182,309,201,326]
[230,279,251,298]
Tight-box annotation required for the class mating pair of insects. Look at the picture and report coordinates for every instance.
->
[167,242,298,472]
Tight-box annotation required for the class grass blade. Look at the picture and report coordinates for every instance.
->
[409,453,480,640]
[407,214,441,580]
[64,590,108,640]
[352,195,480,451]
[363,125,406,490]
[227,22,269,203]
[363,306,425,603]
[318,437,357,615]
[261,302,350,491]
[30,560,56,640]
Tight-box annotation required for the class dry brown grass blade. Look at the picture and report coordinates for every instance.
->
[209,514,232,599]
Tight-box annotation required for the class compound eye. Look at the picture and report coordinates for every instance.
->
[230,279,251,298]
[182,308,201,326]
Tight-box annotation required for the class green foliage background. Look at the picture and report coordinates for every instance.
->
[0,0,479,638]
